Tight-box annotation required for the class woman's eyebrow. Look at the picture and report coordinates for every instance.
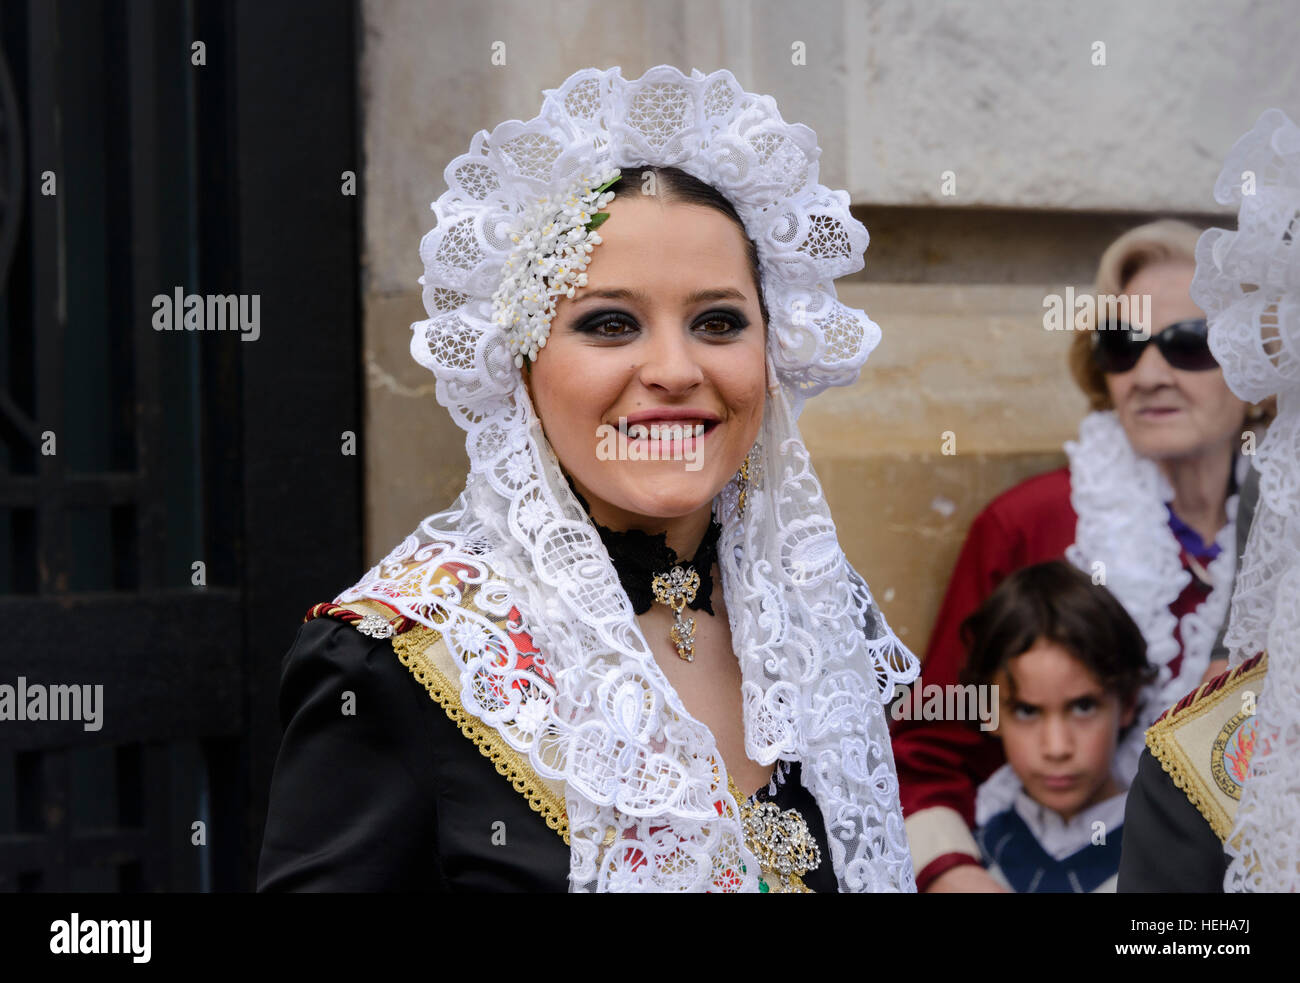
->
[570,286,749,305]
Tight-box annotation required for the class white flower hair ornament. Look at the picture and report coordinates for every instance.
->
[341,66,919,893]
[1190,108,1300,893]
[493,166,620,366]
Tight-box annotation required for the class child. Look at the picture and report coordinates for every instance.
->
[960,560,1153,893]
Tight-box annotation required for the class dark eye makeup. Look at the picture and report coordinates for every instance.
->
[570,307,750,339]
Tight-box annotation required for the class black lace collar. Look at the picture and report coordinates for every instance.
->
[568,482,721,616]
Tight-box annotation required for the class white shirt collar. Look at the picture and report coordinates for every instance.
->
[1011,784,1128,862]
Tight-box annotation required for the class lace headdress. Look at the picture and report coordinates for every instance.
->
[339,65,919,891]
[1190,107,1300,893]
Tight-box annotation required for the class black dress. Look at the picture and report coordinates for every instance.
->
[257,615,838,892]
[1117,749,1229,892]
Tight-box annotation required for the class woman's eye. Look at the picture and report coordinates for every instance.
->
[695,311,747,335]
[575,313,638,338]
[1012,703,1038,721]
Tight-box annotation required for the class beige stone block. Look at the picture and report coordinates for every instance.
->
[802,283,1090,456]
[362,290,469,562]
[842,1,1299,211]
[797,282,1090,656]
[817,450,1066,660]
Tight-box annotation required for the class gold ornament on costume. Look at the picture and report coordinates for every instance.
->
[736,442,761,517]
[728,775,822,893]
[651,565,700,662]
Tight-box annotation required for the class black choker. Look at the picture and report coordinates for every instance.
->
[591,517,721,618]
[568,483,722,660]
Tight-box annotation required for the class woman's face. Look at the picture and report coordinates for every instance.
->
[1106,259,1247,462]
[525,192,767,528]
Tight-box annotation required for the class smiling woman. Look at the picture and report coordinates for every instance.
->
[256,65,919,893]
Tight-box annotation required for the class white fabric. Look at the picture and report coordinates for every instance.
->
[1064,410,1239,785]
[1190,107,1300,894]
[338,66,919,892]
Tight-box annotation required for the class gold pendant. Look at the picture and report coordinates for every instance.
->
[651,565,700,662]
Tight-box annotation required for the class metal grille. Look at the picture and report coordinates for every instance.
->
[0,0,241,892]
[0,0,363,893]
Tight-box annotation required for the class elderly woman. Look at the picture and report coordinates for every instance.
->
[256,65,919,893]
[893,218,1268,892]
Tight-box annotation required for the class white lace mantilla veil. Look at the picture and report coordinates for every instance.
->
[336,65,921,892]
[1191,107,1300,894]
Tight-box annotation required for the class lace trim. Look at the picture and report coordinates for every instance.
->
[1065,409,1239,784]
[391,624,572,845]
[764,757,792,798]
[1188,107,1300,892]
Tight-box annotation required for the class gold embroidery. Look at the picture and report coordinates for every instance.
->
[1145,655,1269,842]
[1211,709,1258,801]
[391,624,572,845]
[325,596,684,859]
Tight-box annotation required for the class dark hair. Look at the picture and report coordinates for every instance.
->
[959,560,1153,709]
[604,165,770,330]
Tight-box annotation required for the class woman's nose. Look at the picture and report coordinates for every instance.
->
[637,323,705,393]
[1129,334,1178,387]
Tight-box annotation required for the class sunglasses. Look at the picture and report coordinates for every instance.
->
[1090,317,1218,374]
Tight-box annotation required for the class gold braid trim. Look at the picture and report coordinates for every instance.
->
[1145,726,1230,841]
[391,624,571,845]
[1144,655,1269,843]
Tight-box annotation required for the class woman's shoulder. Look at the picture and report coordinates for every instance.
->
[276,602,442,743]
[277,538,500,739]
[267,571,573,890]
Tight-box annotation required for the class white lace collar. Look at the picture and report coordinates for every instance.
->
[1064,410,1240,785]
